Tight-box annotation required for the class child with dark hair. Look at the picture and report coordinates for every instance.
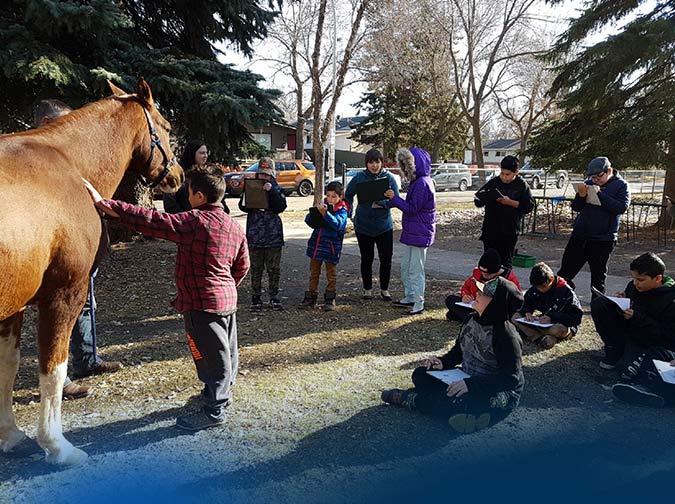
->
[445,248,522,323]
[345,148,399,301]
[381,277,524,434]
[474,156,534,269]
[512,262,583,349]
[300,181,350,311]
[85,164,250,431]
[239,157,287,311]
[592,252,675,371]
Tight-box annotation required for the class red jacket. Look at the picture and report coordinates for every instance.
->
[460,267,522,298]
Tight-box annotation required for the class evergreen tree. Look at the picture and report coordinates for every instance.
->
[529,0,675,197]
[0,0,282,160]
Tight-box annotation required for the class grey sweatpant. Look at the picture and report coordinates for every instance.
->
[184,310,238,417]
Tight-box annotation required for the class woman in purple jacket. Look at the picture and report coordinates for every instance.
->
[385,147,436,315]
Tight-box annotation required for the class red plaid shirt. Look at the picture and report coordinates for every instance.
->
[103,200,250,314]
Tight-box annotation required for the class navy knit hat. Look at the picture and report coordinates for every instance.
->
[586,156,611,176]
[501,155,520,172]
[478,249,502,274]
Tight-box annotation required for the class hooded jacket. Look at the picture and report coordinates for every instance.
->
[521,276,583,332]
[305,199,351,264]
[345,168,400,237]
[571,173,630,242]
[389,148,436,248]
[475,175,533,239]
[624,275,675,349]
[238,175,287,248]
[440,277,525,397]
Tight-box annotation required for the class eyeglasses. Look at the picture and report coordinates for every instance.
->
[591,171,608,179]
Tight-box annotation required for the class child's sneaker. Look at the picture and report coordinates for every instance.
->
[270,298,284,311]
[381,388,408,406]
[250,295,263,312]
[380,290,392,301]
[362,289,373,300]
[448,413,491,434]
[611,383,665,408]
[539,335,557,349]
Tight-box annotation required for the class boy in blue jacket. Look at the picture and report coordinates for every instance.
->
[300,181,350,311]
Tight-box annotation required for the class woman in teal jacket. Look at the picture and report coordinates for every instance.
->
[345,149,400,301]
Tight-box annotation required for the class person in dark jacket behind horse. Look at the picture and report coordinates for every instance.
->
[164,141,230,214]
[239,157,287,311]
[381,277,524,434]
[558,156,630,296]
[300,181,350,311]
[512,262,583,349]
[474,155,534,269]
[384,147,436,315]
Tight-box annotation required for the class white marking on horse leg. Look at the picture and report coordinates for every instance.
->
[0,319,26,452]
[37,361,87,465]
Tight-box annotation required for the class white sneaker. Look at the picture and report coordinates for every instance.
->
[362,289,373,299]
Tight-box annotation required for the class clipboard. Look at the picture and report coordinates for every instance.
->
[356,178,389,204]
[243,179,269,209]
[475,187,505,203]
[307,207,327,229]
[591,287,631,310]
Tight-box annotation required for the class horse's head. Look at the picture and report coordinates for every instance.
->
[108,78,184,193]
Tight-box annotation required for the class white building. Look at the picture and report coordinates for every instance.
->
[464,139,521,165]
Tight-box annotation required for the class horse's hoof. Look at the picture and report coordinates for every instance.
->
[0,428,27,452]
[45,445,88,466]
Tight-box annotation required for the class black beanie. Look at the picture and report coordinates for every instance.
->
[501,155,520,172]
[479,249,502,274]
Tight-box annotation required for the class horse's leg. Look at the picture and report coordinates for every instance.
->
[0,311,26,452]
[36,293,88,465]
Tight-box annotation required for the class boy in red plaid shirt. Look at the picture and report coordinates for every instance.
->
[84,165,249,431]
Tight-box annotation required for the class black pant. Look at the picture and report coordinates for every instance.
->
[356,230,393,290]
[445,294,473,324]
[590,296,645,365]
[481,236,518,269]
[638,347,675,405]
[184,310,238,418]
[408,367,518,424]
[558,236,614,296]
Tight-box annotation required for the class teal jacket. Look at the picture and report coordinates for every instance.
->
[344,168,400,237]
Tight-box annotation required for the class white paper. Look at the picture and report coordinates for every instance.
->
[427,368,470,385]
[653,360,675,385]
[592,287,631,311]
[573,183,601,205]
[515,317,554,328]
[455,301,474,309]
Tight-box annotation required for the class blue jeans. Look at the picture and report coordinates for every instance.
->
[400,245,427,311]
[69,275,102,376]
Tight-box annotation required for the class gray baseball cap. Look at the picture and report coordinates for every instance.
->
[586,156,611,176]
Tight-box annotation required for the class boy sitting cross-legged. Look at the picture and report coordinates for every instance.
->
[512,262,583,349]
[299,181,350,311]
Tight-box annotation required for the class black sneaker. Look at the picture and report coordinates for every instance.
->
[381,388,408,406]
[250,295,263,312]
[612,383,665,408]
[270,298,284,311]
[176,410,226,431]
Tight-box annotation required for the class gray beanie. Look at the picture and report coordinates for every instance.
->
[586,156,611,176]
[258,157,276,177]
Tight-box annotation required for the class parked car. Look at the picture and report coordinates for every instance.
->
[226,160,316,197]
[430,163,472,191]
[520,163,567,189]
[325,168,402,194]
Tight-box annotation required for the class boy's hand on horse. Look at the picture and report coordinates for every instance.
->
[83,178,120,218]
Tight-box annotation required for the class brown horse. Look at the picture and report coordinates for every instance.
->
[0,79,183,465]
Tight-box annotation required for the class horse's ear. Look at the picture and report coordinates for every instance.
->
[135,78,154,109]
[107,80,128,97]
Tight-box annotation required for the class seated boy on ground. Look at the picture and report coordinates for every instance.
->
[512,262,583,349]
[382,277,524,434]
[591,252,675,371]
[85,165,250,431]
[611,350,675,408]
[445,248,522,324]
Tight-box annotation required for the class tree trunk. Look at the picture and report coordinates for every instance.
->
[295,118,306,160]
[108,173,154,243]
[312,120,325,206]
[472,116,486,183]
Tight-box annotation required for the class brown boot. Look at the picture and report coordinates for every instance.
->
[322,291,336,311]
[62,382,91,400]
[72,360,123,379]
[298,291,318,309]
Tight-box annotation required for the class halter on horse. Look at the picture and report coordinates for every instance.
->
[0,78,183,465]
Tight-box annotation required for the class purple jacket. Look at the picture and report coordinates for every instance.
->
[390,148,436,247]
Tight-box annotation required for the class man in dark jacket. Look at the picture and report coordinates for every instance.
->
[558,156,630,296]
[474,156,534,269]
[592,252,675,371]
[239,158,287,311]
[513,262,583,349]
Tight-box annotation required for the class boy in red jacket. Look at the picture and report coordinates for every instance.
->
[445,249,522,323]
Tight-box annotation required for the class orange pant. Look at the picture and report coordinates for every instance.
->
[309,259,337,294]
